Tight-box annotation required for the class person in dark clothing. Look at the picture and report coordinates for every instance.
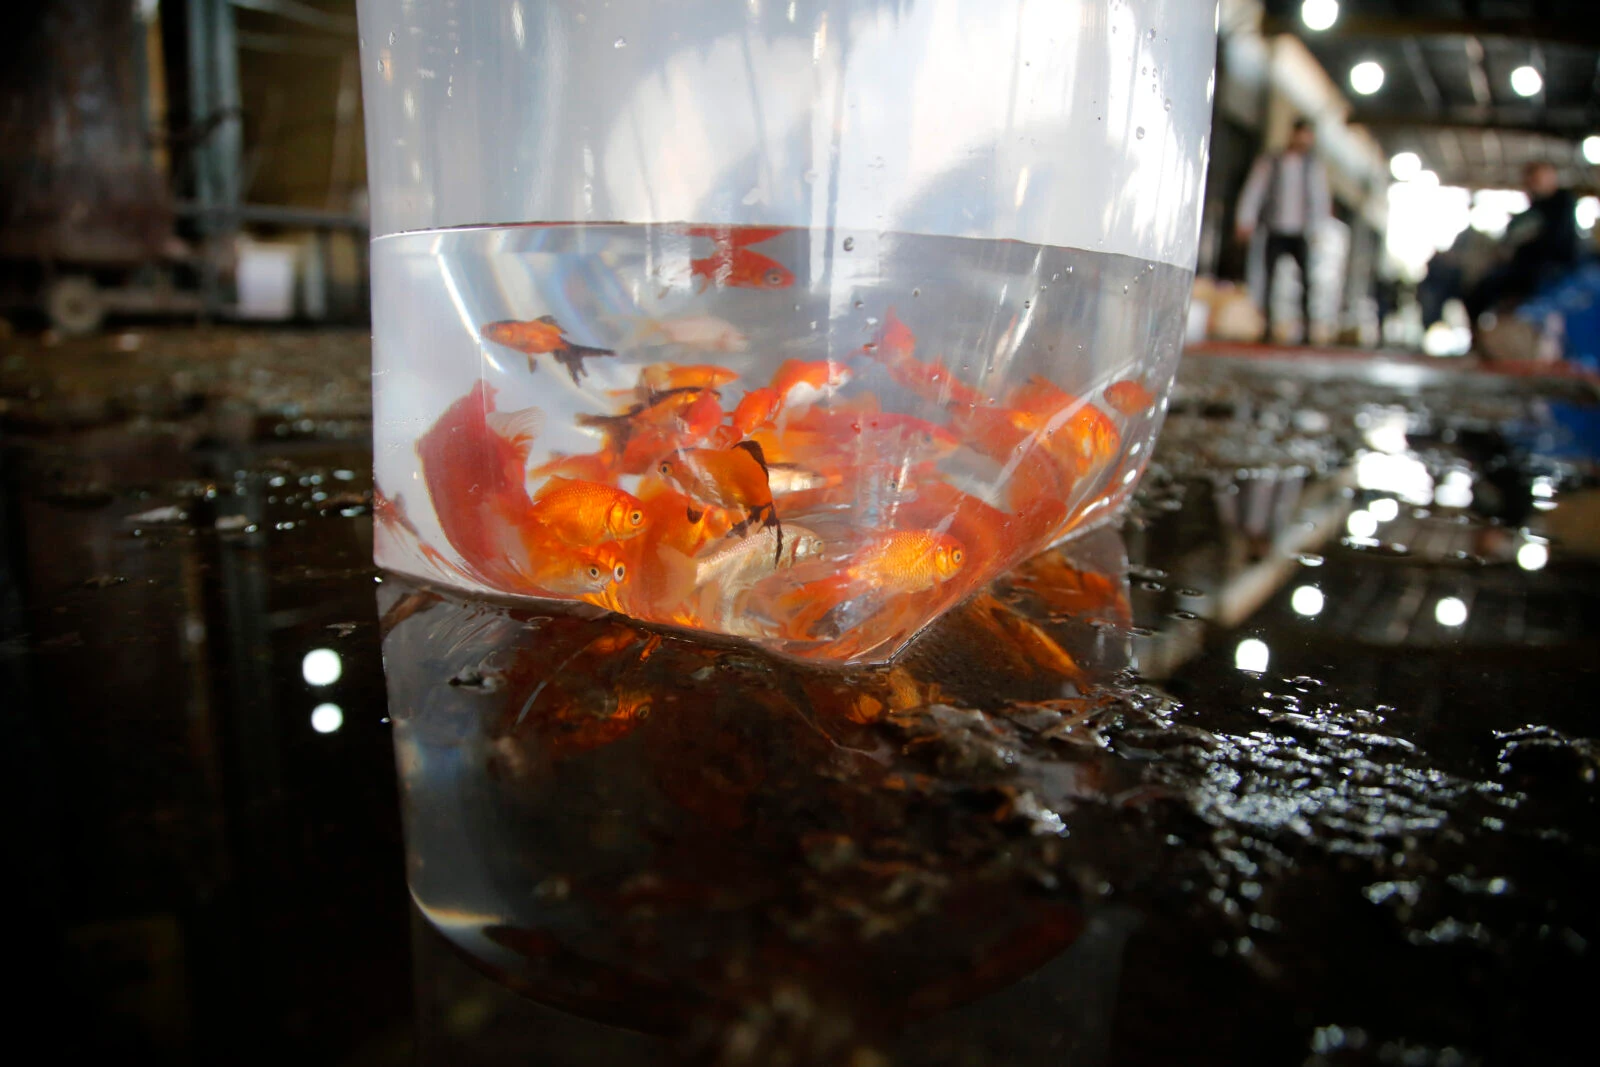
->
[1235,119,1331,343]
[1465,161,1580,325]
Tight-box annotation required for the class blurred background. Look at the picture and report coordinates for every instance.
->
[3,0,1598,364]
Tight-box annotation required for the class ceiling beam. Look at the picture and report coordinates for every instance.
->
[1263,14,1600,49]
[1349,108,1596,137]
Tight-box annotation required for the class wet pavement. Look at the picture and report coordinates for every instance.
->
[4,330,1597,1065]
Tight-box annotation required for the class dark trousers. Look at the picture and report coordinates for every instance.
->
[1262,232,1310,342]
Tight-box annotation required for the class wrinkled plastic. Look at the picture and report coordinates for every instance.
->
[357,0,1215,663]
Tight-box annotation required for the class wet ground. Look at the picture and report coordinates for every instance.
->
[4,329,1596,1065]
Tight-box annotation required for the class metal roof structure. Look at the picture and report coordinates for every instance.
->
[1261,0,1599,189]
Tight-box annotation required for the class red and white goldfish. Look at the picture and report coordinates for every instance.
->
[481,314,618,383]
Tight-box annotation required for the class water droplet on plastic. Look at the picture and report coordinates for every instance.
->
[1170,610,1199,621]
[1147,28,1156,40]
[1123,284,1130,294]
[1298,553,1325,567]
[388,30,396,45]
[1136,126,1146,139]
[853,299,864,309]
[1140,66,1147,76]
[613,36,627,48]
[842,236,855,251]
[912,287,920,297]
[866,316,879,326]
[1065,265,1074,274]
[1140,580,1165,592]
[803,169,819,183]
[446,85,453,97]
[1128,625,1156,638]
[1164,98,1172,111]
[1176,587,1204,598]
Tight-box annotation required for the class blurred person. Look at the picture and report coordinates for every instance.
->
[1465,161,1579,330]
[1234,119,1331,344]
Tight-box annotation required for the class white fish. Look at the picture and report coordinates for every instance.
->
[765,463,831,495]
[630,314,749,353]
[693,524,823,634]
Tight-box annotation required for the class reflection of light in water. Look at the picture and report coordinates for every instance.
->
[1433,469,1473,509]
[1291,585,1325,617]
[1234,638,1270,673]
[1434,597,1468,627]
[311,703,344,734]
[303,648,342,686]
[1516,542,1549,571]
[1347,509,1378,538]
[1355,451,1433,505]
[1422,321,1472,357]
[1531,477,1554,499]
[1368,497,1399,523]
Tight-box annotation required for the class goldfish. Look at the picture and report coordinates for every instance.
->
[657,441,782,560]
[1103,378,1155,416]
[866,308,985,410]
[481,314,618,383]
[777,408,962,466]
[416,381,562,592]
[684,226,795,291]
[620,362,741,400]
[522,538,629,601]
[771,359,851,408]
[685,524,825,635]
[1009,377,1121,476]
[576,386,723,472]
[529,477,646,546]
[629,315,749,353]
[780,530,966,637]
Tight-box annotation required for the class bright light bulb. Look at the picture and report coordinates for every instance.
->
[1577,196,1600,232]
[1434,597,1468,628]
[302,648,342,686]
[1368,497,1400,523]
[1516,542,1549,572]
[1291,585,1325,617]
[1584,135,1600,166]
[1347,509,1378,539]
[1412,169,1440,188]
[1390,151,1422,182]
[1510,65,1542,98]
[1301,0,1339,32]
[1235,638,1270,673]
[1350,61,1385,96]
[311,703,344,734]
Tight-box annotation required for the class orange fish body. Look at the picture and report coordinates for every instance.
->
[730,387,781,440]
[658,442,782,559]
[691,245,795,290]
[771,359,851,406]
[630,363,741,398]
[481,316,565,354]
[520,535,629,602]
[416,381,546,590]
[682,224,790,247]
[867,309,985,410]
[1104,378,1155,416]
[782,530,966,637]
[529,477,646,546]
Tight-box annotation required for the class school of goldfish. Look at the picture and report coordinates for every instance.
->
[375,226,1158,662]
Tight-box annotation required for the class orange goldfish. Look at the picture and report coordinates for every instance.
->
[529,477,647,546]
[1009,377,1121,476]
[577,386,719,460]
[522,537,629,602]
[866,308,985,410]
[657,441,783,559]
[781,530,966,637]
[728,386,782,440]
[620,362,740,400]
[416,381,549,591]
[481,314,618,383]
[691,245,795,291]
[1103,378,1155,416]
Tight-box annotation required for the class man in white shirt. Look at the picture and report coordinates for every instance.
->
[1234,119,1332,343]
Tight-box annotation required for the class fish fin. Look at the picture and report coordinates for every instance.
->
[686,505,704,524]
[726,225,788,248]
[485,406,544,453]
[765,505,784,565]
[530,475,573,502]
[525,354,538,375]
[655,544,699,607]
[732,438,770,476]
[536,314,560,326]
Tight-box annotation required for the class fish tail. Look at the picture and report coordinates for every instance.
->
[784,573,853,638]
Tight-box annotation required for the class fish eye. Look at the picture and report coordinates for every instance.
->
[952,549,964,564]
[658,462,671,475]
[629,509,644,526]
[764,268,784,286]
[613,563,627,581]
[587,565,601,580]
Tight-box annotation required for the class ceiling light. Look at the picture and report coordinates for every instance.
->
[1301,0,1339,32]
[1583,135,1600,166]
[1350,61,1385,96]
[1390,151,1422,181]
[1510,65,1542,98]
